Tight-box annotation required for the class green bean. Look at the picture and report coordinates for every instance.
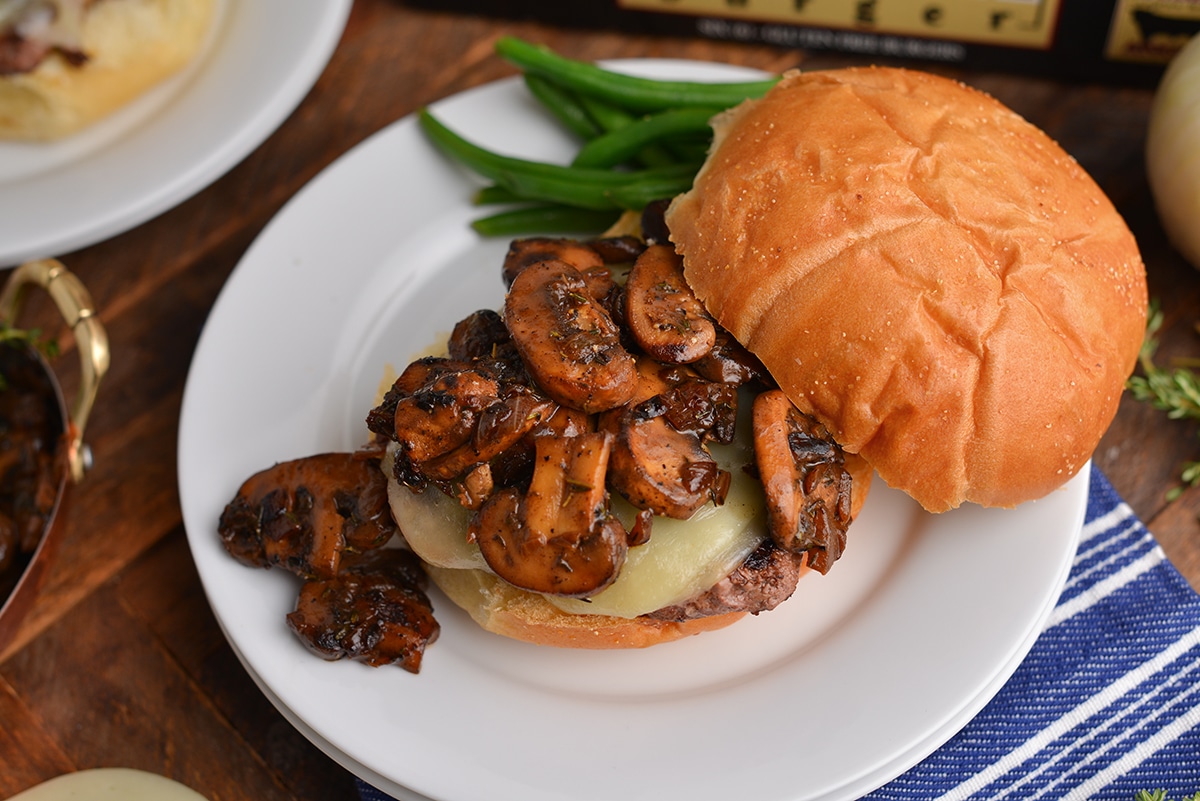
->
[495,36,778,113]
[420,108,593,184]
[494,162,698,210]
[471,205,620,237]
[422,108,659,185]
[603,170,699,210]
[572,106,723,169]
[576,95,675,168]
[577,93,636,133]
[418,38,775,236]
[474,184,522,205]
[523,74,601,140]
[420,108,697,209]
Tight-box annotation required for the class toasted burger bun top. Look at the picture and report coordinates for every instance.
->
[667,66,1147,513]
[0,0,216,140]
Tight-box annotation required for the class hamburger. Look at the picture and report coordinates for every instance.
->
[0,0,216,140]
[367,65,1145,652]
[220,65,1147,668]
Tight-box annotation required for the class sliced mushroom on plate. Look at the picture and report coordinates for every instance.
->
[420,386,555,482]
[588,234,646,264]
[217,451,396,580]
[601,360,731,520]
[287,547,439,673]
[752,389,853,574]
[623,243,716,365]
[473,431,628,597]
[690,328,769,387]
[501,236,606,287]
[504,259,637,414]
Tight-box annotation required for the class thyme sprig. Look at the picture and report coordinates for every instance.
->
[1126,303,1200,500]
[1134,790,1200,801]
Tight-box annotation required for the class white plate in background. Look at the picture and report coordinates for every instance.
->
[0,0,352,266]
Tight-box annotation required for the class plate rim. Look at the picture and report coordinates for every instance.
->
[0,0,352,266]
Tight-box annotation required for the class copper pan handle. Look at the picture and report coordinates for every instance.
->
[0,259,110,483]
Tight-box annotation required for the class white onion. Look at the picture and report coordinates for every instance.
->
[1147,34,1200,269]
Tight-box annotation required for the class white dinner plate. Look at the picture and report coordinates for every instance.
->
[178,61,1087,801]
[0,0,352,267]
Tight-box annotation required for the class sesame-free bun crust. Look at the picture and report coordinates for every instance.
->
[426,565,748,649]
[411,453,873,649]
[0,0,216,140]
[667,67,1147,512]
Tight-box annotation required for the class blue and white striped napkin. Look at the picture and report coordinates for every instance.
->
[867,465,1200,800]
[357,465,1200,801]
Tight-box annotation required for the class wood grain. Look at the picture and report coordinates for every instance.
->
[1,0,1197,796]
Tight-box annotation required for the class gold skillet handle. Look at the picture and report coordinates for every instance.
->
[0,259,110,483]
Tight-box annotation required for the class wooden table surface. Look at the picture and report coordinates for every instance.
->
[2,1,1199,798]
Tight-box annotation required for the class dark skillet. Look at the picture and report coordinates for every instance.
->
[0,259,107,655]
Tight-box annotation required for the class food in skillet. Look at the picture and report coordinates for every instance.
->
[0,0,216,140]
[0,340,64,600]
[217,62,1147,671]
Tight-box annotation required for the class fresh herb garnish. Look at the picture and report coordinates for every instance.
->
[1127,302,1200,500]
[1134,790,1200,801]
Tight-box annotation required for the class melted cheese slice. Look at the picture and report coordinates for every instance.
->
[386,416,768,620]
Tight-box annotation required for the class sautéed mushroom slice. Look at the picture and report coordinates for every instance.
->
[287,548,439,673]
[501,236,605,287]
[218,452,396,580]
[690,328,770,387]
[752,390,852,574]
[601,361,731,520]
[504,259,637,414]
[472,431,627,597]
[623,244,716,365]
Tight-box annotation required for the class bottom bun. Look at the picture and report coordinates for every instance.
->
[426,564,747,649]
